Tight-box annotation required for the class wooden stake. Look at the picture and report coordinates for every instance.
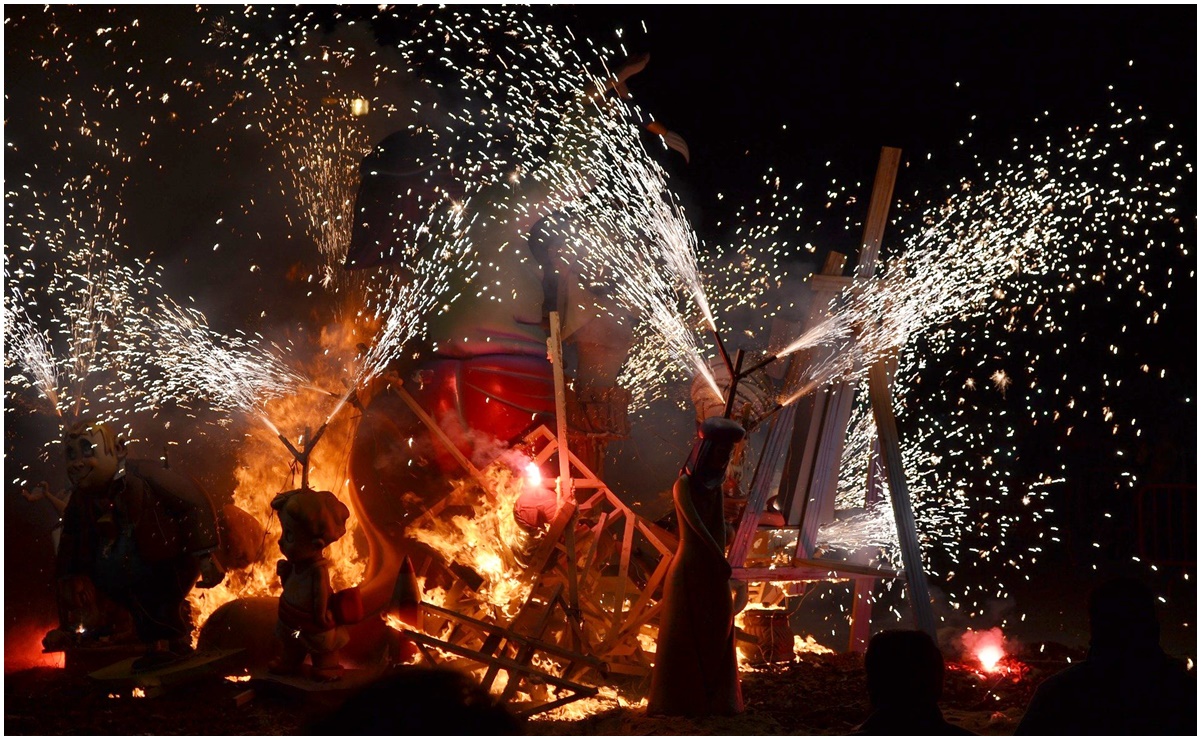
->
[855,146,903,279]
[548,312,581,622]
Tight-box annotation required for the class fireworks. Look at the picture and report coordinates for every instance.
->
[134,296,308,415]
[3,5,1191,657]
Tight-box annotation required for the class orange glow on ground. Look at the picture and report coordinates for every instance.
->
[4,621,65,672]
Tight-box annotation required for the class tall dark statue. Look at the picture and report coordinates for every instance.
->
[44,420,225,669]
[647,417,746,716]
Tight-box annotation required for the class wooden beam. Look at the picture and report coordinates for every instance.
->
[727,404,798,569]
[854,146,903,278]
[381,375,490,492]
[732,560,900,582]
[401,630,597,699]
[780,253,851,532]
[548,312,573,495]
[418,601,604,671]
[868,355,937,638]
[548,312,582,628]
[848,578,875,653]
[612,514,636,630]
[790,147,903,560]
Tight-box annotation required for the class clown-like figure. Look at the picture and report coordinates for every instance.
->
[270,487,353,681]
[43,421,224,668]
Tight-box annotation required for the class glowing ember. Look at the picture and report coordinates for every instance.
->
[408,463,534,618]
[794,634,836,657]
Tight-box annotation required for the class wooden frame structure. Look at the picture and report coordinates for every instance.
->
[726,147,937,647]
[389,149,936,715]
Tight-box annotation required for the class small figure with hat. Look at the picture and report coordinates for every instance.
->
[270,488,356,681]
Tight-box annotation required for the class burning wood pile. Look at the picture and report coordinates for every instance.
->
[385,424,678,718]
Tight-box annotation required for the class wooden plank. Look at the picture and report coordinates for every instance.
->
[848,577,875,653]
[865,436,884,507]
[809,273,853,293]
[727,404,798,568]
[795,382,856,558]
[635,518,676,558]
[854,146,903,278]
[523,498,578,579]
[499,590,565,704]
[381,375,491,492]
[548,312,573,493]
[548,312,583,627]
[89,649,244,697]
[550,590,595,678]
[402,631,597,695]
[732,560,900,581]
[604,661,651,677]
[578,511,609,592]
[576,488,606,511]
[514,688,600,720]
[612,514,636,630]
[417,602,605,671]
[615,554,670,635]
[533,444,557,466]
[790,146,902,560]
[779,252,849,524]
[597,599,663,658]
[869,355,937,638]
[484,584,564,692]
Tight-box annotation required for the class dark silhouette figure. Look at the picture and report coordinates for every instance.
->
[853,630,972,735]
[307,666,522,735]
[647,417,746,717]
[1016,577,1197,736]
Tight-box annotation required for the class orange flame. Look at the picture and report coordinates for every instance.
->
[189,318,375,638]
[407,463,536,619]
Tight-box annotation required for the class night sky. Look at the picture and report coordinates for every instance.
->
[4,6,1196,660]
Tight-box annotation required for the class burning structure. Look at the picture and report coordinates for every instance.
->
[4,4,1193,731]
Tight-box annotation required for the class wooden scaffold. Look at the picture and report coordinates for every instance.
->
[388,147,937,716]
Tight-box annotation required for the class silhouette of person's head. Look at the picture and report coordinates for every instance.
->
[1089,577,1160,650]
[864,630,945,710]
[308,666,522,735]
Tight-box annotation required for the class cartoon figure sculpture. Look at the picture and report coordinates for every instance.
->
[43,420,225,669]
[270,488,354,681]
[648,416,746,716]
